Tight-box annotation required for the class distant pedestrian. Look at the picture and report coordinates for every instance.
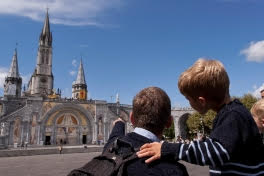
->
[58,145,63,154]
[21,141,24,149]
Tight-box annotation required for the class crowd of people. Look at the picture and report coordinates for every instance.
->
[70,58,264,176]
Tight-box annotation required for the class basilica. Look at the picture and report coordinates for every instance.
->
[0,11,132,148]
[0,12,193,149]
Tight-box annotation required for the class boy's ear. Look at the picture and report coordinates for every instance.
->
[165,115,173,128]
[130,112,135,126]
[198,96,206,106]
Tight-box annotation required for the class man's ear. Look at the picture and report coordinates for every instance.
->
[130,112,135,126]
[165,115,173,128]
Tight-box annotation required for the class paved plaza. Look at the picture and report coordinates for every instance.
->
[0,152,208,176]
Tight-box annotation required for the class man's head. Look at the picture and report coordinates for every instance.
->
[131,87,172,136]
[251,99,264,133]
[178,58,230,113]
[260,89,264,99]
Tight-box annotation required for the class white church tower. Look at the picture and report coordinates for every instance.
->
[72,59,88,100]
[28,10,53,96]
[4,48,22,98]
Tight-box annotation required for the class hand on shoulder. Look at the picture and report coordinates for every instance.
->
[137,142,162,164]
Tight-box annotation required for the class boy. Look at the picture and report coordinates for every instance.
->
[251,99,264,143]
[104,87,189,176]
[137,59,264,175]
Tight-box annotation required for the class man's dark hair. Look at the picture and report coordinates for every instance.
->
[132,87,171,135]
[260,89,264,93]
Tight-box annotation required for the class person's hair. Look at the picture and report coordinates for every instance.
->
[261,89,264,93]
[251,99,264,120]
[132,87,171,135]
[178,58,230,104]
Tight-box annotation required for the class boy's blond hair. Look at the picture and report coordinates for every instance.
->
[251,99,264,120]
[178,58,229,104]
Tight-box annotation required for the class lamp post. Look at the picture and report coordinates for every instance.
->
[200,117,204,135]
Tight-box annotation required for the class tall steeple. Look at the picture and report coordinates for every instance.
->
[4,48,22,97]
[72,59,88,100]
[8,48,19,78]
[28,10,53,96]
[39,9,52,46]
[76,59,86,85]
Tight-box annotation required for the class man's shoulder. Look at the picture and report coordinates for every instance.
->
[126,158,188,176]
[124,134,188,176]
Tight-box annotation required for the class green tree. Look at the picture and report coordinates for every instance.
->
[186,110,216,139]
[185,94,257,139]
[238,94,258,111]
[163,121,175,139]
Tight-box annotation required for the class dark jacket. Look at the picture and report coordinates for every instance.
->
[104,121,189,176]
[161,99,264,175]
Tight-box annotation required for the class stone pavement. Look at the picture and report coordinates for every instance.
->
[0,152,209,176]
[0,145,103,157]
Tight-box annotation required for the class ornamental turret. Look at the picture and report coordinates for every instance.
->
[4,48,22,97]
[72,59,87,100]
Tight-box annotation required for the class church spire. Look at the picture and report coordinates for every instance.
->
[39,9,52,46]
[72,59,87,100]
[8,48,20,78]
[75,59,86,84]
[28,10,53,96]
[4,47,22,97]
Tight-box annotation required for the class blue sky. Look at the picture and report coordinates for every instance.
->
[0,0,264,107]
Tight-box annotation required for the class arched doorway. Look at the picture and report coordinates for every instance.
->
[178,113,190,139]
[41,104,94,145]
[56,113,78,145]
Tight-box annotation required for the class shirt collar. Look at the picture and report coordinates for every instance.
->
[133,127,160,142]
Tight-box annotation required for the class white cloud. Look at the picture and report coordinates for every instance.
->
[252,83,264,98]
[72,59,77,67]
[240,40,264,62]
[0,67,30,95]
[0,67,8,90]
[0,0,122,26]
[69,70,76,76]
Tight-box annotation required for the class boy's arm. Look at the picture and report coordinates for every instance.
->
[161,138,230,167]
[103,119,125,152]
[138,138,230,167]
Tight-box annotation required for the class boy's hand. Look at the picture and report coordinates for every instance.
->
[113,118,124,125]
[137,142,161,163]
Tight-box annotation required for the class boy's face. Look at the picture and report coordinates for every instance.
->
[186,95,209,114]
[253,116,264,133]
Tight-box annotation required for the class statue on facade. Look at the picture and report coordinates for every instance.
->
[0,123,5,136]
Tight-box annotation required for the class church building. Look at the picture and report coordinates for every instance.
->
[0,11,132,148]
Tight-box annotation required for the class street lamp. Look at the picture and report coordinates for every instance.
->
[200,117,204,135]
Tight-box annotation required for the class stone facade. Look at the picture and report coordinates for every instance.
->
[0,97,131,147]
